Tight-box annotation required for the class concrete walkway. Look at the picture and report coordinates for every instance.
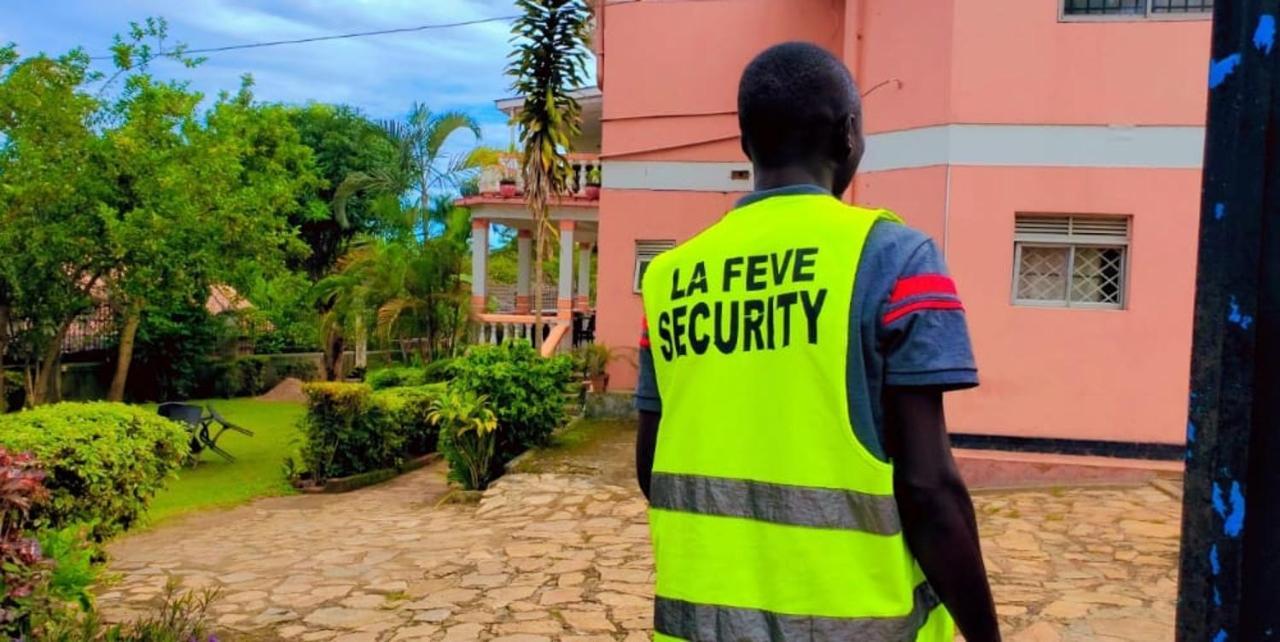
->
[101,456,1182,641]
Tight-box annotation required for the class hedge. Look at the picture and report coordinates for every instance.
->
[0,403,190,539]
[299,383,445,482]
[366,367,428,391]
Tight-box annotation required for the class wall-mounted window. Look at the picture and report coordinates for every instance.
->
[1063,0,1212,19]
[634,240,676,293]
[1013,215,1130,309]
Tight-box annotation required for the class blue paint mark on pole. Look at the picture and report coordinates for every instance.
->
[1211,544,1221,575]
[1210,53,1243,89]
[1214,482,1228,518]
[1229,296,1256,330]
[1256,15,1277,55]
[1215,629,1229,642]
[1215,202,1227,220]
[1215,586,1224,607]
[1189,420,1198,442]
[1225,481,1246,537]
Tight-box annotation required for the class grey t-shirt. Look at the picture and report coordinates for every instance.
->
[634,184,978,461]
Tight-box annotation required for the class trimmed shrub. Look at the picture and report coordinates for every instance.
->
[374,384,446,457]
[450,341,575,463]
[299,383,446,482]
[0,403,190,539]
[366,367,427,391]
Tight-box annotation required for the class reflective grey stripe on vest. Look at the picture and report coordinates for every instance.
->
[650,472,902,535]
[656,582,942,642]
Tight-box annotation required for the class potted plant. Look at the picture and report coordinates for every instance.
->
[583,165,601,200]
[499,164,519,198]
[572,343,634,393]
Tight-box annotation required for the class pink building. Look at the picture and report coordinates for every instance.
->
[466,0,1211,450]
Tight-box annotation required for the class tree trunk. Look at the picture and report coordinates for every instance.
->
[354,315,368,370]
[0,304,9,413]
[107,300,143,402]
[323,332,346,381]
[532,226,545,348]
[31,320,70,406]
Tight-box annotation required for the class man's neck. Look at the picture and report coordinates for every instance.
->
[752,166,835,195]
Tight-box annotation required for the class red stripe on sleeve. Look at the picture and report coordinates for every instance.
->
[890,274,958,303]
[882,299,965,325]
[640,316,651,349]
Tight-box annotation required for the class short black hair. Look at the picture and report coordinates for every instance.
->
[737,42,860,168]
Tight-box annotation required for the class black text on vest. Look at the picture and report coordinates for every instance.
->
[655,248,828,362]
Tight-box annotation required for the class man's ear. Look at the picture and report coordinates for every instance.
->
[740,133,753,162]
[831,116,856,163]
[847,114,865,167]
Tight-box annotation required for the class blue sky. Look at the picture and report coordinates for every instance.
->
[2,0,538,149]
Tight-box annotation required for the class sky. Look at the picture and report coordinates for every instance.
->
[1,0,548,150]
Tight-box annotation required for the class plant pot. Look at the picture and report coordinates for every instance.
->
[589,372,610,394]
[499,181,518,198]
[584,184,601,200]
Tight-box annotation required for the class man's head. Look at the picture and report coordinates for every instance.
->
[737,42,863,195]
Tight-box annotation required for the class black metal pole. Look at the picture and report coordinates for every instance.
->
[1178,1,1280,640]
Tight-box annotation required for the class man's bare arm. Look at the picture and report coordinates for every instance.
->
[885,386,1000,642]
[637,409,660,501]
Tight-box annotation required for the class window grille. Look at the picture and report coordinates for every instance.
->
[1014,215,1130,309]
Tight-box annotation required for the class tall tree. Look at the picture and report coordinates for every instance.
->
[0,44,112,405]
[335,104,492,242]
[102,78,317,400]
[288,103,406,280]
[508,0,592,344]
[1,20,319,403]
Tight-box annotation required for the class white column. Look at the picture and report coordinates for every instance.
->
[576,242,592,311]
[515,229,532,314]
[471,218,488,314]
[558,220,575,319]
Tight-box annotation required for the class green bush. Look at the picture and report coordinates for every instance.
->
[450,341,575,463]
[0,403,190,539]
[422,358,456,383]
[431,387,498,490]
[366,366,427,390]
[374,384,446,456]
[299,383,445,482]
[38,524,99,614]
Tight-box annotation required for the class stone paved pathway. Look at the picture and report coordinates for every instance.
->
[102,460,1182,641]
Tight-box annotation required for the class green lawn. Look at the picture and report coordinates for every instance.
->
[142,399,305,526]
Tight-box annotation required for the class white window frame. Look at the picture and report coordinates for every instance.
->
[1059,0,1212,22]
[1012,215,1131,310]
[634,240,675,293]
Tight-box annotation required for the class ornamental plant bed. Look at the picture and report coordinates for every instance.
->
[294,452,440,494]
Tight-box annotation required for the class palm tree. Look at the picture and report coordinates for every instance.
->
[335,104,493,240]
[508,0,592,346]
[313,251,375,379]
[323,200,472,369]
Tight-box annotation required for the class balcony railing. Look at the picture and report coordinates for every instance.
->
[472,154,601,201]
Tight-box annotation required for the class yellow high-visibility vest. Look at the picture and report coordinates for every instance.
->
[641,192,954,642]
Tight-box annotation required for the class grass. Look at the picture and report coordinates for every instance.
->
[142,398,305,526]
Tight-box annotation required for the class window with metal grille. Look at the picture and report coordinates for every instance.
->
[634,240,676,293]
[1063,0,1211,17]
[1013,215,1130,309]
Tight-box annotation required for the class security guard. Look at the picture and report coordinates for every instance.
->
[635,43,1000,641]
